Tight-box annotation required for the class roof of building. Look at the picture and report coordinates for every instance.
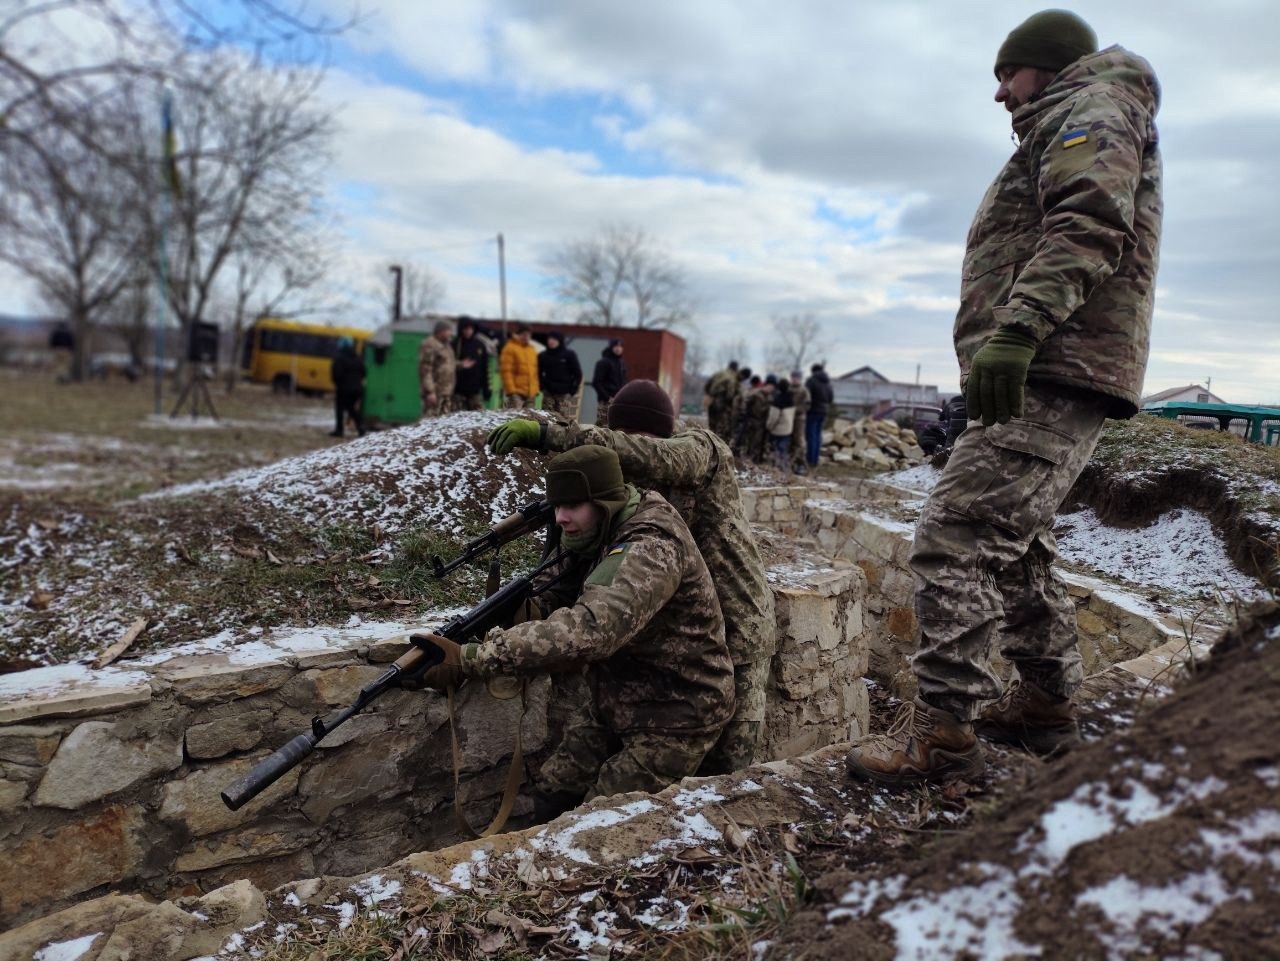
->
[1141,384,1227,405]
[835,365,889,383]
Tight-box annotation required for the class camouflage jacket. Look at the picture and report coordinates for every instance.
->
[791,383,810,419]
[467,490,734,734]
[705,367,740,408]
[544,421,776,664]
[418,336,456,398]
[956,45,1162,418]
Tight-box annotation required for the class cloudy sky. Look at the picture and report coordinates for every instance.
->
[8,1,1279,402]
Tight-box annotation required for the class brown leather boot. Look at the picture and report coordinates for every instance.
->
[974,679,1081,756]
[846,698,985,786]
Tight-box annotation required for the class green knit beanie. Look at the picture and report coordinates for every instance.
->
[995,9,1097,78]
[545,447,629,517]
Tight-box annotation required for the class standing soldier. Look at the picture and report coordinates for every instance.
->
[729,371,757,456]
[743,375,775,463]
[590,338,628,426]
[451,317,492,411]
[499,324,540,408]
[788,370,810,474]
[416,446,734,809]
[704,360,741,444]
[537,331,583,418]
[847,9,1163,785]
[418,320,456,417]
[487,380,776,775]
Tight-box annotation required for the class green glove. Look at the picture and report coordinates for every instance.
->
[487,418,543,455]
[965,329,1038,427]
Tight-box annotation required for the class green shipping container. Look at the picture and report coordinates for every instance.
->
[362,318,503,426]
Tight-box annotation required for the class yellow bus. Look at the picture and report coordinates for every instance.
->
[241,317,370,394]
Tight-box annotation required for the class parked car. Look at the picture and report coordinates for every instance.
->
[872,404,944,438]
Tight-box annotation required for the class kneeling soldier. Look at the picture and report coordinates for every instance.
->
[418,446,734,810]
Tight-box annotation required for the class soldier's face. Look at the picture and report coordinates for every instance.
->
[995,65,1048,113]
[555,501,603,536]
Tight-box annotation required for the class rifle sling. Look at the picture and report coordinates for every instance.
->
[446,679,526,839]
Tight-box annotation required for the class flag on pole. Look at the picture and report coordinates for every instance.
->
[161,86,181,197]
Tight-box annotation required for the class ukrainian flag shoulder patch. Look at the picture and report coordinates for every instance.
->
[585,542,632,587]
[1061,128,1088,149]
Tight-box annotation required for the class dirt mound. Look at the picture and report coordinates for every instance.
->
[1070,417,1280,589]
[1,412,548,665]
[768,599,1280,959]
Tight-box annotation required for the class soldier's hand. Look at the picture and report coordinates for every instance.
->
[965,329,1038,427]
[409,633,467,691]
[487,418,543,455]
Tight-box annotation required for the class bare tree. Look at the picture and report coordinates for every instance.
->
[157,53,334,374]
[397,262,447,319]
[764,312,824,375]
[0,84,149,380]
[717,337,750,370]
[542,222,694,329]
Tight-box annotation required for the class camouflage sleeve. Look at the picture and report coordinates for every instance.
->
[994,91,1148,343]
[544,422,717,488]
[467,529,684,678]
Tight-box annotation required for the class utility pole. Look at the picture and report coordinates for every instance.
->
[389,265,403,322]
[497,232,508,341]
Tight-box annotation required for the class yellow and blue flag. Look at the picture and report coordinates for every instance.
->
[161,87,181,197]
[1061,128,1088,149]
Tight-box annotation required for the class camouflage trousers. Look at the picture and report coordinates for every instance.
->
[542,393,579,418]
[536,689,720,802]
[707,402,734,444]
[697,655,770,775]
[594,398,612,427]
[910,383,1108,720]
[421,395,451,417]
[452,392,485,411]
[504,393,531,410]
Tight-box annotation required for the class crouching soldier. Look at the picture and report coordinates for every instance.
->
[416,446,735,810]
[487,380,776,776]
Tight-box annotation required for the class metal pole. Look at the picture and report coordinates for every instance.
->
[497,232,508,341]
[153,85,175,416]
[389,265,403,322]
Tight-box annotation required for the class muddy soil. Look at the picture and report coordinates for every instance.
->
[766,600,1280,960]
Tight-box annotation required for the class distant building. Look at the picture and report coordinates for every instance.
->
[829,365,941,419]
[1141,384,1228,406]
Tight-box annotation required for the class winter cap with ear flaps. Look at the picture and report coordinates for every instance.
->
[545,446,629,519]
[995,9,1097,78]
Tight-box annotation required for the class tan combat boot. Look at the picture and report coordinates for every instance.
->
[974,678,1081,756]
[846,698,985,786]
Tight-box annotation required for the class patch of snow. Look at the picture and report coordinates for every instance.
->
[327,901,356,929]
[1197,809,1280,869]
[671,785,726,808]
[447,849,490,889]
[829,875,907,920]
[1075,871,1240,958]
[283,892,302,907]
[0,662,150,701]
[1254,766,1280,789]
[32,933,101,961]
[737,778,765,792]
[880,464,941,493]
[351,874,402,907]
[1056,508,1264,600]
[528,799,658,865]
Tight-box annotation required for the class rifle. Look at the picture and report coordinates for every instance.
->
[220,548,565,811]
[430,499,552,578]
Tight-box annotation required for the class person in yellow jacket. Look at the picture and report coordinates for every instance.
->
[499,324,539,408]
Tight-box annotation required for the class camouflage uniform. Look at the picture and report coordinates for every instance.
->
[789,382,810,469]
[742,388,772,463]
[704,366,740,444]
[542,393,579,418]
[465,489,734,800]
[545,421,778,773]
[418,335,456,416]
[912,46,1162,718]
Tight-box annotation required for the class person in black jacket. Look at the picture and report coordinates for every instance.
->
[330,336,366,437]
[538,331,583,418]
[803,363,833,467]
[451,317,492,411]
[591,338,628,426]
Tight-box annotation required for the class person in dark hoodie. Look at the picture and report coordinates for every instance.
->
[803,363,833,468]
[591,337,628,426]
[451,316,492,411]
[538,331,583,418]
[329,336,366,438]
[847,9,1163,786]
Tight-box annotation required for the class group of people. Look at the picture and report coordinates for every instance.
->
[705,362,834,473]
[419,318,630,425]
[415,7,1163,810]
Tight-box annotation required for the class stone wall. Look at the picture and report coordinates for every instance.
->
[0,555,868,930]
[794,478,1217,694]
